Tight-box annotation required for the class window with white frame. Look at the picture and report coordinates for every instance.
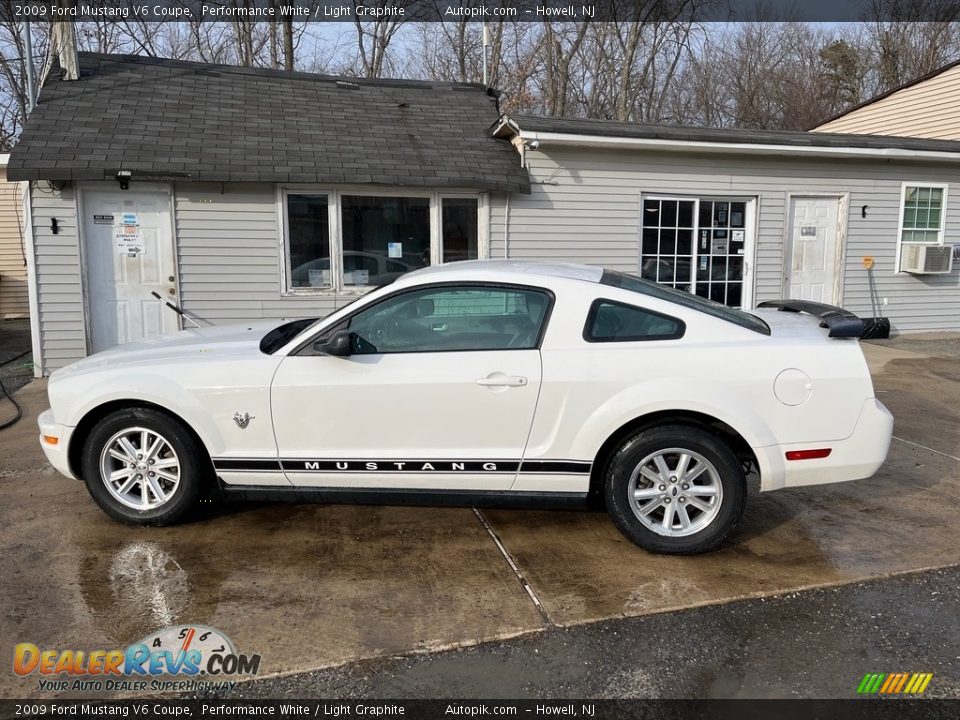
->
[900,184,947,246]
[282,190,483,291]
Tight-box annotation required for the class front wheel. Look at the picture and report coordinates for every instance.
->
[604,424,746,554]
[81,407,207,526]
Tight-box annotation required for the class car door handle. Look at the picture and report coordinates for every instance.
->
[476,373,528,387]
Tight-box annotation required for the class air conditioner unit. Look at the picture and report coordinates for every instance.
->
[901,244,954,274]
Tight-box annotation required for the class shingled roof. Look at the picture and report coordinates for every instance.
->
[8,53,530,193]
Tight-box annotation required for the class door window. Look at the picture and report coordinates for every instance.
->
[641,197,749,308]
[345,286,551,354]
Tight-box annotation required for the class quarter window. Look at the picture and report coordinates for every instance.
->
[900,185,946,245]
[346,286,551,354]
[585,299,684,342]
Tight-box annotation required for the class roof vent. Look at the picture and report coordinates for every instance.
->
[336,80,359,90]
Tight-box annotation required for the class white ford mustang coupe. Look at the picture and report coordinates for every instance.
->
[38,261,893,554]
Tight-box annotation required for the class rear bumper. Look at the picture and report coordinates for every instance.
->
[758,398,894,491]
[38,408,78,480]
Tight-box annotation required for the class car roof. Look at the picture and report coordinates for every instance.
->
[401,260,604,285]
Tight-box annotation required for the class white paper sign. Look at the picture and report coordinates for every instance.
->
[387,242,403,259]
[308,269,330,287]
[732,230,745,242]
[114,224,143,255]
[347,269,370,285]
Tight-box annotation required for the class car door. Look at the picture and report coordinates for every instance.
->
[270,283,552,490]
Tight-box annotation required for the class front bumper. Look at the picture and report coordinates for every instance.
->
[758,397,894,491]
[38,408,77,480]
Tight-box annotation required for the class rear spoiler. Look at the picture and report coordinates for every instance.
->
[756,300,864,338]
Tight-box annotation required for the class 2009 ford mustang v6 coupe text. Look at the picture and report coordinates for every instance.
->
[38,261,893,554]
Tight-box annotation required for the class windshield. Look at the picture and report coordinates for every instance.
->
[600,270,770,335]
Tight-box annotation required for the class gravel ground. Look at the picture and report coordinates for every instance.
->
[221,566,960,700]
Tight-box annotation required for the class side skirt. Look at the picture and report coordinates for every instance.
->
[217,483,590,510]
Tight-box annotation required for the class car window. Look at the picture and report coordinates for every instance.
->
[600,269,770,335]
[585,300,685,342]
[346,285,551,354]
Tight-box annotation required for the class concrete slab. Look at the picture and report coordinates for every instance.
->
[0,383,544,698]
[873,357,960,459]
[483,438,960,626]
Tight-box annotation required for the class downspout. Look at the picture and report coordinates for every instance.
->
[503,192,510,259]
[22,183,42,377]
[23,22,35,112]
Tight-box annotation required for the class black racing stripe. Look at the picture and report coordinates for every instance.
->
[519,460,592,474]
[281,459,521,473]
[213,458,592,475]
[212,459,282,472]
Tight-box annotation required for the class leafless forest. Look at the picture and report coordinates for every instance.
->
[1,1,959,150]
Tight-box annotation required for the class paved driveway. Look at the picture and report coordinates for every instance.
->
[1,337,958,697]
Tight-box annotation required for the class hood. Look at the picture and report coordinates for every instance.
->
[52,321,283,378]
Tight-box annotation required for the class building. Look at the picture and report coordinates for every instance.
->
[0,155,29,320]
[492,115,960,336]
[9,53,960,376]
[814,59,960,140]
[8,53,528,374]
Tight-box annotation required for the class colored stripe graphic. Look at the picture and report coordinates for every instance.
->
[858,672,932,695]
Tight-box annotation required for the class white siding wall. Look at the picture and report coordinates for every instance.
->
[28,183,86,371]
[28,155,960,373]
[0,169,29,318]
[496,146,960,333]
[814,64,960,141]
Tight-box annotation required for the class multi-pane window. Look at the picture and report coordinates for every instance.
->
[283,192,482,291]
[901,186,945,245]
[640,197,749,308]
[697,200,746,307]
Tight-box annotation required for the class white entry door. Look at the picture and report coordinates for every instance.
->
[83,187,178,353]
[787,196,841,304]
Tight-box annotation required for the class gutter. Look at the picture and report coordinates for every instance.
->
[492,120,960,164]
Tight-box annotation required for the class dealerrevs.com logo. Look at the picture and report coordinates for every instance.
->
[14,625,261,693]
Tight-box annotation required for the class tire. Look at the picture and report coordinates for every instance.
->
[603,424,746,554]
[80,407,207,526]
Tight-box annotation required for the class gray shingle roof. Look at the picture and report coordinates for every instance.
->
[501,114,960,154]
[8,53,530,193]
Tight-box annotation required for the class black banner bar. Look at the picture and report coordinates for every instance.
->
[8,0,960,23]
[2,699,959,720]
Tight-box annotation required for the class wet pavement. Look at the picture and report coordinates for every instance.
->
[231,565,960,699]
[1,337,958,698]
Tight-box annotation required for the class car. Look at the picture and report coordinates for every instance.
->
[37,261,893,554]
[291,251,420,288]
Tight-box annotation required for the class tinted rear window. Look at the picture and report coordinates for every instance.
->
[600,270,770,335]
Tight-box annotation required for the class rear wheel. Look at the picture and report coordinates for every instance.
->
[81,407,206,526]
[604,424,746,554]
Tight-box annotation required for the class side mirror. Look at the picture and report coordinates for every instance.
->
[314,330,352,357]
